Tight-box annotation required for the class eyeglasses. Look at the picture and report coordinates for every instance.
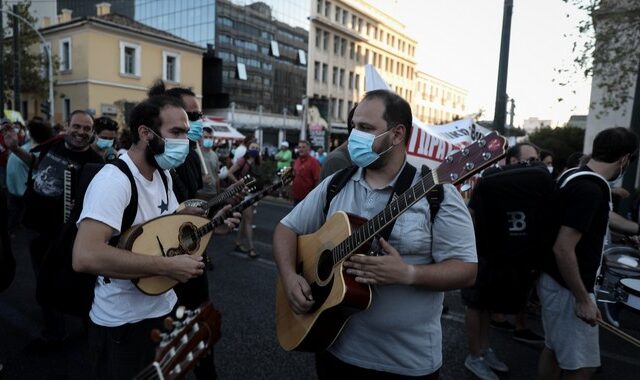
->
[186,111,203,122]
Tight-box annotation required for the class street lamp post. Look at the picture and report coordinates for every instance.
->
[1,8,54,120]
[300,96,308,141]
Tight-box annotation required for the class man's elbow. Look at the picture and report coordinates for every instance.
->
[72,239,96,274]
[461,263,477,288]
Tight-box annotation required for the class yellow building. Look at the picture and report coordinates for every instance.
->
[26,3,204,124]
[414,71,467,125]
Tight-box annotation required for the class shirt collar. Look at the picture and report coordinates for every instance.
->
[352,158,408,190]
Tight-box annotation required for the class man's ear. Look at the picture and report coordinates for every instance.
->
[393,124,406,145]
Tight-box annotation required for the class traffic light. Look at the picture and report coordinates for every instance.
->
[40,101,50,119]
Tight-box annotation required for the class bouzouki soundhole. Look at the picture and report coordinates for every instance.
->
[316,249,334,282]
[178,222,200,253]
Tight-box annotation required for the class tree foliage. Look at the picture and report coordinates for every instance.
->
[561,0,640,116]
[2,0,56,102]
[528,126,585,170]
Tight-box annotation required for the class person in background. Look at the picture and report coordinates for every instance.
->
[291,140,321,206]
[53,123,65,135]
[116,128,132,157]
[229,141,261,259]
[5,119,54,233]
[92,117,119,162]
[320,104,355,180]
[315,147,327,166]
[275,141,292,171]
[233,135,254,165]
[200,126,220,197]
[541,150,556,179]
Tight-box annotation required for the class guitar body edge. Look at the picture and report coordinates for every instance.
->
[275,211,372,352]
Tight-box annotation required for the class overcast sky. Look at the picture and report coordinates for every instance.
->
[369,0,593,127]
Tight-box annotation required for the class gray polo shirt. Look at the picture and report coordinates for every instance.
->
[281,163,477,376]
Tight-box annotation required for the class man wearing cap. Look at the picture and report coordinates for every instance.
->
[275,141,292,172]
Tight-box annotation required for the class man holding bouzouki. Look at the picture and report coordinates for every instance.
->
[73,95,240,380]
[274,90,479,379]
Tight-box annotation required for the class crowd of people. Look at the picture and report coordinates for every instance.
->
[0,86,638,380]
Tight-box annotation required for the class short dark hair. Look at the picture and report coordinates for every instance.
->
[129,95,185,143]
[347,102,358,134]
[592,127,639,163]
[148,79,194,101]
[26,118,54,144]
[203,126,213,134]
[540,150,553,161]
[298,140,311,147]
[505,142,539,163]
[361,90,412,144]
[94,117,118,134]
[68,110,94,124]
[565,151,584,169]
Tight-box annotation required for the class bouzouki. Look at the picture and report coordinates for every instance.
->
[275,132,508,352]
[119,168,293,295]
[134,302,221,380]
[174,175,256,214]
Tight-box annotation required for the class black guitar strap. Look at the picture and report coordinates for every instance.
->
[378,163,417,242]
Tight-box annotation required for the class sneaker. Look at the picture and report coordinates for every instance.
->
[489,319,516,332]
[483,348,508,372]
[465,355,499,380]
[512,329,544,345]
[603,302,620,328]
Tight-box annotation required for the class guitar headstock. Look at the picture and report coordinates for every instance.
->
[138,302,221,380]
[276,167,294,186]
[435,132,507,185]
[240,175,257,189]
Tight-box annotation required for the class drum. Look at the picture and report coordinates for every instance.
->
[596,246,640,303]
[619,278,640,312]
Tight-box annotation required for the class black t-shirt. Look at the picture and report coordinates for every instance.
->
[543,166,611,292]
[173,143,203,203]
[29,139,104,228]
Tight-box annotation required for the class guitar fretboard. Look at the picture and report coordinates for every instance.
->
[330,170,438,265]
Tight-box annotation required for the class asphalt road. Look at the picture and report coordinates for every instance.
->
[1,198,639,379]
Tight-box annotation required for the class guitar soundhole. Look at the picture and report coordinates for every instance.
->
[317,249,334,282]
[179,223,198,252]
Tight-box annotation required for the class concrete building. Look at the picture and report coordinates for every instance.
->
[307,0,417,133]
[27,3,204,124]
[414,71,467,125]
[522,117,553,131]
[566,114,587,129]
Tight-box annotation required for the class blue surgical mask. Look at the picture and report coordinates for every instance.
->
[96,137,114,149]
[187,119,203,142]
[247,149,259,158]
[154,138,190,170]
[202,138,214,149]
[347,128,393,168]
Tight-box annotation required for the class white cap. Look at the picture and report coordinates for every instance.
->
[281,141,289,148]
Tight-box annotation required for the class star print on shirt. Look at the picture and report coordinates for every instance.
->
[158,199,168,213]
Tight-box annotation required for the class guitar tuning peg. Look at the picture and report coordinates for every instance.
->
[150,328,162,343]
[164,316,174,330]
[176,306,186,319]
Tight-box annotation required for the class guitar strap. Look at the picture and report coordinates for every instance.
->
[378,163,417,242]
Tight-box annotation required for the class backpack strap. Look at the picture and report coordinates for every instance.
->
[422,165,444,224]
[108,159,139,239]
[323,165,359,217]
[558,167,612,210]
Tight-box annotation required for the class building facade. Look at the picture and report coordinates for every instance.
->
[30,4,203,124]
[414,71,467,125]
[307,0,417,128]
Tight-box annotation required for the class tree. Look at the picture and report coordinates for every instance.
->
[528,126,585,170]
[2,0,57,104]
[560,0,640,116]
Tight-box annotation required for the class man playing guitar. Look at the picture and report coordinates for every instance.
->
[273,90,477,379]
[73,95,240,380]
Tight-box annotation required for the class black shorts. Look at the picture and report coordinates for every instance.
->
[461,257,538,314]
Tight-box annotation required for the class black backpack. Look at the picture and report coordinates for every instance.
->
[35,159,148,317]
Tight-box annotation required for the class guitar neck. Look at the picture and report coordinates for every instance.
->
[205,181,243,209]
[332,170,439,264]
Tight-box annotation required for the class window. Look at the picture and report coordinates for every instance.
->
[120,41,141,76]
[236,63,247,80]
[356,46,361,63]
[349,42,355,60]
[322,63,328,83]
[334,35,340,55]
[323,31,329,50]
[338,99,344,119]
[351,15,357,29]
[298,49,307,65]
[339,68,344,87]
[59,37,72,71]
[330,97,337,118]
[314,61,321,81]
[340,38,346,56]
[342,10,348,25]
[332,66,338,85]
[315,28,322,48]
[63,98,71,122]
[324,1,331,17]
[335,6,341,22]
[348,71,353,89]
[355,74,360,90]
[348,101,353,117]
[358,18,363,32]
[162,51,180,82]
[270,40,280,57]
[316,0,322,13]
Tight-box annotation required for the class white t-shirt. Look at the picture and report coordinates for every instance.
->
[78,153,179,327]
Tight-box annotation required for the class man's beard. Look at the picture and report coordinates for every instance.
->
[367,134,394,170]
[145,134,164,170]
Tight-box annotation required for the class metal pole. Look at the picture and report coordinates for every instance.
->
[300,96,307,141]
[257,105,263,147]
[509,98,515,129]
[12,5,20,112]
[493,0,513,134]
[2,8,54,120]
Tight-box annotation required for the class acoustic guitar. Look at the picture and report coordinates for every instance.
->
[134,302,221,380]
[275,132,507,352]
[174,175,256,214]
[119,168,293,295]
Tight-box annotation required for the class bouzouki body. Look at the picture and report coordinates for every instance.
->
[119,214,213,295]
[276,211,372,351]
